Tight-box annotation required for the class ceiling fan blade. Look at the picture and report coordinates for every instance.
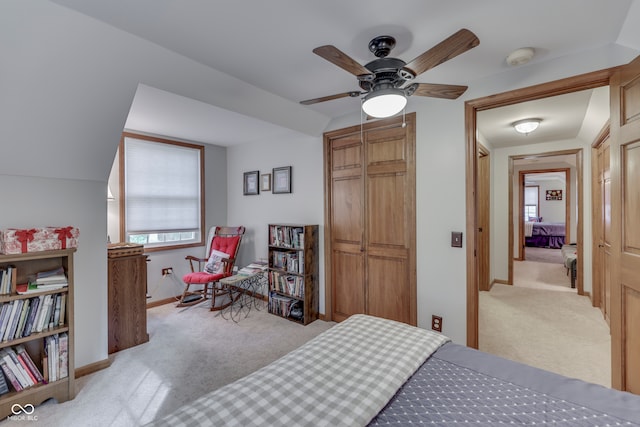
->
[411,83,468,99]
[313,45,372,77]
[300,91,360,105]
[404,29,479,77]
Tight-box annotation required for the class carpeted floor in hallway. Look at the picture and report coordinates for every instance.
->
[479,273,610,387]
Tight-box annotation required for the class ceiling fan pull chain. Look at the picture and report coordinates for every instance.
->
[360,98,364,143]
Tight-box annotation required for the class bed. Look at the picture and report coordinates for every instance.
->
[147,314,640,426]
[525,221,566,249]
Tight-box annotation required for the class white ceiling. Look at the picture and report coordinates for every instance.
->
[52,0,640,147]
[477,86,610,148]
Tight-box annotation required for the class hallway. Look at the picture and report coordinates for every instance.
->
[479,257,610,387]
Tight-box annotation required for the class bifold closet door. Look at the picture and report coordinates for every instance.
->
[326,114,416,326]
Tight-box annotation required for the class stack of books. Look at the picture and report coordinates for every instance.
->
[238,261,268,276]
[16,266,68,295]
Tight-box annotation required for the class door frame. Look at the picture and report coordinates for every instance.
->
[512,160,581,296]
[517,167,571,261]
[590,123,610,314]
[465,68,613,348]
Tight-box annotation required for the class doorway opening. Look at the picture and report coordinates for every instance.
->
[465,69,613,385]
[465,68,611,347]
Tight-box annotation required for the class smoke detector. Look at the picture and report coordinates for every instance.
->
[506,47,535,66]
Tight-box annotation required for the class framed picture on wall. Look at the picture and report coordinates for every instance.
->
[261,173,271,191]
[545,189,562,200]
[243,170,259,195]
[272,166,292,194]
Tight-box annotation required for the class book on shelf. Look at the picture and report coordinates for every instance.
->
[35,266,68,286]
[58,333,68,379]
[15,344,44,384]
[3,299,23,341]
[0,303,12,339]
[0,365,9,395]
[16,282,39,295]
[0,292,66,341]
[0,357,22,392]
[0,266,16,295]
[22,296,41,337]
[17,281,67,294]
[269,225,305,248]
[0,348,33,389]
[58,294,66,327]
[269,271,304,298]
[44,334,59,382]
[34,295,53,334]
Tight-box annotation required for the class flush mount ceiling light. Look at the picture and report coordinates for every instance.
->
[361,87,407,118]
[506,47,535,66]
[513,118,541,135]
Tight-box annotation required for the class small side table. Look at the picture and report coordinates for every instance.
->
[218,267,266,322]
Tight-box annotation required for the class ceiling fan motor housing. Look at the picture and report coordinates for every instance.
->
[361,57,409,91]
[368,35,396,57]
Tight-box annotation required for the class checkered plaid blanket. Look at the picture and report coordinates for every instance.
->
[147,314,449,427]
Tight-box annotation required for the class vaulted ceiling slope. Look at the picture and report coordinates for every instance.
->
[52,0,640,122]
[3,1,640,182]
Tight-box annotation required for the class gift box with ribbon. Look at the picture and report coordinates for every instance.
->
[0,226,79,254]
[48,226,80,250]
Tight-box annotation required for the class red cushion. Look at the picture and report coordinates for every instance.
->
[183,271,225,284]
[182,234,241,284]
[211,235,240,257]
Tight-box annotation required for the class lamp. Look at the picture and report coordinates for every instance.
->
[513,118,541,135]
[362,87,407,118]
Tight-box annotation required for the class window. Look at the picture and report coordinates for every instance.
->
[121,133,204,251]
[524,185,539,220]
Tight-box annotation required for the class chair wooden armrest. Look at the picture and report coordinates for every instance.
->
[185,255,207,273]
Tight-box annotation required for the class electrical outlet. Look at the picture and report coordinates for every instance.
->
[432,315,442,332]
[161,267,173,276]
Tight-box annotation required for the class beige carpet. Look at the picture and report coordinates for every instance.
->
[480,282,610,387]
[513,259,573,290]
[525,246,564,264]
[32,301,335,426]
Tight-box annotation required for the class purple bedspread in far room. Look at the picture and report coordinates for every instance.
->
[526,222,565,249]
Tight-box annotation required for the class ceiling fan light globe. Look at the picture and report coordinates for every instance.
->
[362,90,407,118]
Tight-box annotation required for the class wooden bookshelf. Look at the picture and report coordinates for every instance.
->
[0,249,75,418]
[267,224,318,325]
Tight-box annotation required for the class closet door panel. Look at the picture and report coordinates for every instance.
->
[367,254,410,324]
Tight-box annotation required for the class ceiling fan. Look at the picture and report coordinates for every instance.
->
[300,29,480,118]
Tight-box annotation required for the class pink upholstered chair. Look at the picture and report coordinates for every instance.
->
[178,226,245,310]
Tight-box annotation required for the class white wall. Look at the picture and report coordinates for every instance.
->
[226,133,325,309]
[0,175,108,368]
[538,178,567,223]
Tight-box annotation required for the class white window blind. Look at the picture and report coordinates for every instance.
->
[124,136,201,241]
[524,186,538,205]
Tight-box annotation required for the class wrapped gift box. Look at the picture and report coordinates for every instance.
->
[0,226,79,254]
[48,226,80,250]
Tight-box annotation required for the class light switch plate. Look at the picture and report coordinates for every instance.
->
[451,231,463,248]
